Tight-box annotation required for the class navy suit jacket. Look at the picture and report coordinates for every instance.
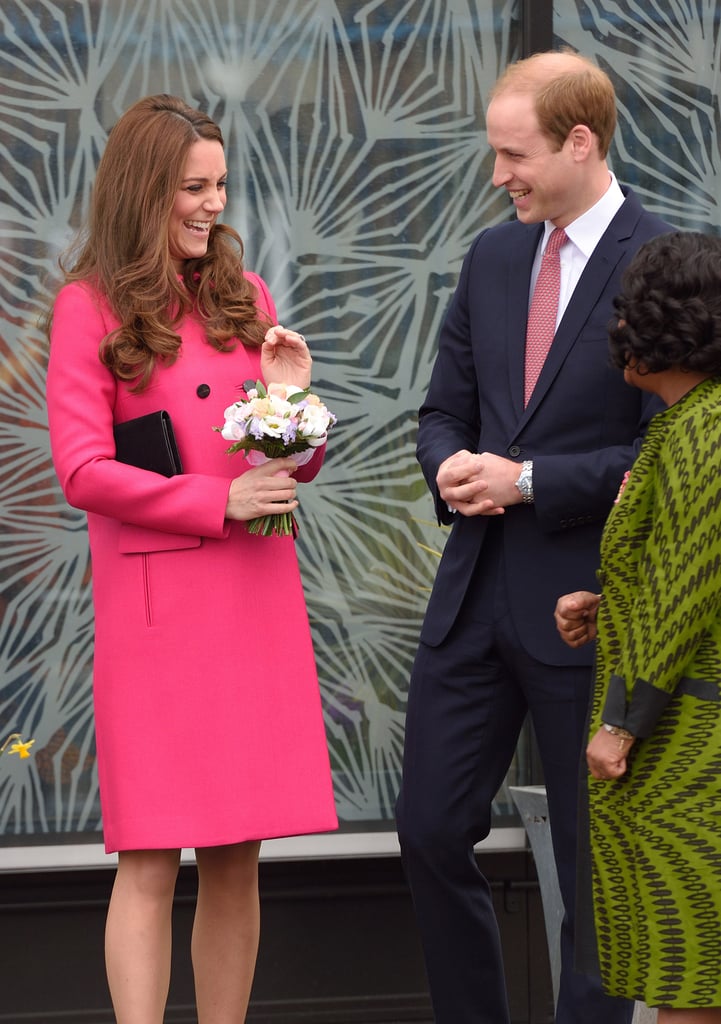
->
[418,188,672,666]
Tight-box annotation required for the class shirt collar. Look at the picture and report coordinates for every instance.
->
[540,173,625,258]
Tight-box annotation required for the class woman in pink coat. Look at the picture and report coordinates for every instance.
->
[45,94,337,1023]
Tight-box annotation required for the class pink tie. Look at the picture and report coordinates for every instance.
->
[524,227,567,406]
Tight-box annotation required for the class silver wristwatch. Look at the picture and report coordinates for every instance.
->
[515,460,534,504]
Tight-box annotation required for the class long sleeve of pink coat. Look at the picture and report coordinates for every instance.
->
[46,275,324,543]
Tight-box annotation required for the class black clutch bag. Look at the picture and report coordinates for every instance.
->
[113,410,183,477]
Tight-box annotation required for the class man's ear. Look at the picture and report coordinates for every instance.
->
[567,123,595,161]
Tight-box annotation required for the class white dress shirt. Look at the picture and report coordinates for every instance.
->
[529,173,626,327]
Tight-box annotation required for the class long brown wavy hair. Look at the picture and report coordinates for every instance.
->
[50,94,270,391]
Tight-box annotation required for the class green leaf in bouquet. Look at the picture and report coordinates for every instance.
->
[287,389,310,405]
[242,378,266,397]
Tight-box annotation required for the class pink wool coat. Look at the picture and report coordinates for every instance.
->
[47,273,338,852]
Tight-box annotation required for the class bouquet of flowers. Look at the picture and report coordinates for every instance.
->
[218,379,336,537]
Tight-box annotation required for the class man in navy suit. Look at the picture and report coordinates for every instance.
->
[396,50,672,1024]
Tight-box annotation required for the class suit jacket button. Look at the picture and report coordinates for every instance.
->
[196,384,211,399]
[508,445,521,457]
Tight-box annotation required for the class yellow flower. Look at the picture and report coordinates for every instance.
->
[9,738,35,759]
[0,733,35,759]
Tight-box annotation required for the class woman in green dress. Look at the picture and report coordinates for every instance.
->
[555,231,721,1024]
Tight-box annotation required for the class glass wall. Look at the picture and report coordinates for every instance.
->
[556,1,721,231]
[0,0,523,850]
[2,0,719,855]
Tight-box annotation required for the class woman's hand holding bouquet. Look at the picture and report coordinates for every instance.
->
[218,373,336,537]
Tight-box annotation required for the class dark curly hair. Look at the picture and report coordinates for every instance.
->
[609,231,721,375]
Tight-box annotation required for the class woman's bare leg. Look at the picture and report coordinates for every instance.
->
[192,841,262,1024]
[105,848,181,1023]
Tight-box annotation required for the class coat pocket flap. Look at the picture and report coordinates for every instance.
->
[118,523,201,553]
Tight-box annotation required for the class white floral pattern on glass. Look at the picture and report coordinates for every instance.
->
[2,0,717,838]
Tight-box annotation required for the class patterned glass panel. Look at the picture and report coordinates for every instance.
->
[556,1,721,232]
[0,0,523,842]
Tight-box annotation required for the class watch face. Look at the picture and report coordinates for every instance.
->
[516,465,533,501]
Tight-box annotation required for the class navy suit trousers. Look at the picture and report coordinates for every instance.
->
[396,526,633,1024]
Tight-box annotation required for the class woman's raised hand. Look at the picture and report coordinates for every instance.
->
[260,326,312,389]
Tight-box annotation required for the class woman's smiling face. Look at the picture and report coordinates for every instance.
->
[168,138,227,270]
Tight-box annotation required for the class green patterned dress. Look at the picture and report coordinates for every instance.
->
[588,375,721,1007]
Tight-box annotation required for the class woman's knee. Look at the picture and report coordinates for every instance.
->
[195,841,260,887]
[115,849,181,901]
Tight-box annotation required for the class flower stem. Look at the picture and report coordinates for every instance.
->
[0,733,21,755]
[247,511,296,537]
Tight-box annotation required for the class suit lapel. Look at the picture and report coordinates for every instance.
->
[519,192,643,423]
